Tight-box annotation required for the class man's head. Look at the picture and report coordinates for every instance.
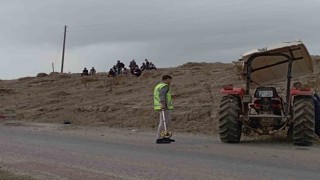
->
[162,75,172,85]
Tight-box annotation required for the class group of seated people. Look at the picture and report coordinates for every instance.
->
[81,67,96,76]
[108,59,157,77]
[80,59,157,78]
[139,59,157,71]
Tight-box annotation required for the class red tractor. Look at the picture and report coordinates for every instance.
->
[219,41,317,146]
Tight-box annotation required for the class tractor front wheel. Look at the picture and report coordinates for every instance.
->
[219,95,242,143]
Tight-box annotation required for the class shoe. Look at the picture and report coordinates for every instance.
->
[164,138,175,142]
[156,139,171,144]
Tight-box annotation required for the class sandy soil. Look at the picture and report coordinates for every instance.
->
[0,169,34,180]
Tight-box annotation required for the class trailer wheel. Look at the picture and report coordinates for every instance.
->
[219,95,242,143]
[293,96,315,146]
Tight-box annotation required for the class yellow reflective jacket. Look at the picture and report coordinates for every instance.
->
[153,83,173,110]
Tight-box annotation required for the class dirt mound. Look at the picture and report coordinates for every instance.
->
[17,77,34,82]
[50,91,71,97]
[312,55,320,63]
[0,88,16,95]
[36,73,48,77]
[1,56,320,135]
[0,169,33,180]
[178,62,226,70]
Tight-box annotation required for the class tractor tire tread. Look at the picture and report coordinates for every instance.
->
[293,96,315,146]
[219,95,242,143]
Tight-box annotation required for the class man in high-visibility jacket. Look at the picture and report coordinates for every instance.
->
[154,75,175,144]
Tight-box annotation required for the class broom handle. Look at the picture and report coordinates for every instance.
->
[162,110,167,132]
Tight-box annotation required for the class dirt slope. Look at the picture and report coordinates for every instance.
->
[1,56,320,135]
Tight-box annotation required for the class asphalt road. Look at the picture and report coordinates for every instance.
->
[1,122,320,180]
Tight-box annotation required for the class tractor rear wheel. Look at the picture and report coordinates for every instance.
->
[219,95,242,143]
[313,93,320,137]
[293,96,315,146]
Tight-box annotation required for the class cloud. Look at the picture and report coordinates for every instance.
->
[0,0,320,79]
[0,45,59,78]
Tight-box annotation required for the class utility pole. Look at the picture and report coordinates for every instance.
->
[61,25,67,73]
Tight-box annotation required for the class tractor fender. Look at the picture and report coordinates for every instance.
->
[220,88,245,113]
[220,88,245,97]
[290,88,314,96]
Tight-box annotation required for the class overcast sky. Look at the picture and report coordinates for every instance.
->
[0,0,319,79]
